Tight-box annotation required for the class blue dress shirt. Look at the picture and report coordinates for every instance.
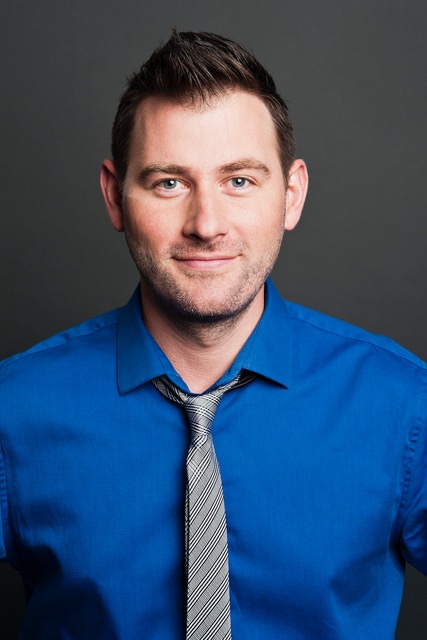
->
[0,278,426,639]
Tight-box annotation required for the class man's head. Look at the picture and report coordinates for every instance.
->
[111,29,296,187]
[101,31,308,329]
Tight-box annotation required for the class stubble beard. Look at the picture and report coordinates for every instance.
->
[124,234,284,328]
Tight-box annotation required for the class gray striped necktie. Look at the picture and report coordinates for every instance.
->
[152,371,254,640]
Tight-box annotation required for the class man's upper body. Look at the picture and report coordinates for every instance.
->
[1,278,426,638]
[1,29,426,638]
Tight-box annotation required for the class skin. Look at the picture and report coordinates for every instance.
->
[101,91,308,392]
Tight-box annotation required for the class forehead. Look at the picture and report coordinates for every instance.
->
[127,91,281,170]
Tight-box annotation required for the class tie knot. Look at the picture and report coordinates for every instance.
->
[183,390,223,439]
[152,370,255,442]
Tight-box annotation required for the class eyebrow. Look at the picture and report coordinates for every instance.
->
[137,158,271,182]
[217,158,271,176]
[137,163,190,182]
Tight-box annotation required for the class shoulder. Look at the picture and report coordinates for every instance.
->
[0,307,122,381]
[284,299,426,374]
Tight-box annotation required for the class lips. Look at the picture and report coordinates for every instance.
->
[175,255,237,270]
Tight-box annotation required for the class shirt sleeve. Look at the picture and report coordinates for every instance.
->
[398,374,427,574]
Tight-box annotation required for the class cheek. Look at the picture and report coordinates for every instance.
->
[248,205,286,244]
[124,213,177,263]
[123,206,156,242]
[124,195,183,242]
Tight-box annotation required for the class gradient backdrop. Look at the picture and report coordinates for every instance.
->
[1,0,426,637]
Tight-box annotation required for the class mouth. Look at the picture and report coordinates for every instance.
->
[174,255,238,271]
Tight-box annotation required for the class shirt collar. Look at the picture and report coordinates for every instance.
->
[117,277,291,394]
[226,278,291,389]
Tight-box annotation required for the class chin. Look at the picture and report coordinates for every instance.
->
[138,263,267,326]
[161,287,262,325]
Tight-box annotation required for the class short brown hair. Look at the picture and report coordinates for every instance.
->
[112,30,296,183]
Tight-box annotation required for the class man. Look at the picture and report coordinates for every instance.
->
[0,30,426,639]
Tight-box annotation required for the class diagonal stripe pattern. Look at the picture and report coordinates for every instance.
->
[152,372,254,640]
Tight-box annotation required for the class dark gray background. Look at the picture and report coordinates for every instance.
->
[1,0,426,637]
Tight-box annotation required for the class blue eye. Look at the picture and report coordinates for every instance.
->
[231,177,248,188]
[161,179,178,190]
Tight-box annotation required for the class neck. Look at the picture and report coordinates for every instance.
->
[140,285,265,393]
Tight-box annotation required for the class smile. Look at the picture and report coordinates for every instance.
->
[175,256,237,271]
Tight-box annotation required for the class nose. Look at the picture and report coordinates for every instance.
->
[182,187,229,241]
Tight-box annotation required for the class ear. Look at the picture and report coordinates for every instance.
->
[284,159,309,231]
[100,159,125,232]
